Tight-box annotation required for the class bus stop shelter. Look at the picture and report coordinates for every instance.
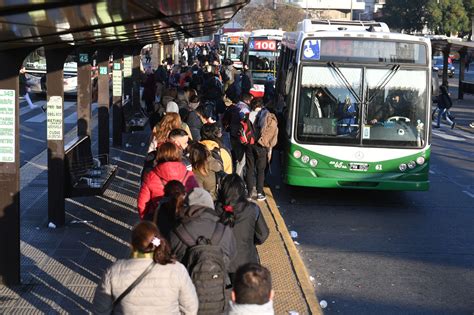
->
[0,0,249,285]
[430,37,474,99]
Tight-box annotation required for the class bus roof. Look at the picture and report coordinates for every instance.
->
[250,29,284,38]
[297,19,390,33]
[224,31,251,38]
[282,19,430,50]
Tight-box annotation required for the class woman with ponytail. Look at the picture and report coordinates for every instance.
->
[215,174,270,281]
[93,221,198,315]
[153,180,186,242]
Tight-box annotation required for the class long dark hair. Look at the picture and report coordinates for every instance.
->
[200,122,223,147]
[154,180,186,240]
[188,142,210,176]
[131,221,174,265]
[216,174,248,227]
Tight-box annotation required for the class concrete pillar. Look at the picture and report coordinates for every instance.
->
[97,48,112,164]
[76,49,93,137]
[45,48,72,228]
[0,49,31,285]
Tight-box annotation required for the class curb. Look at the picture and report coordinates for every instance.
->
[264,187,322,315]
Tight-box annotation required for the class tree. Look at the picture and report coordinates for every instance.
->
[235,4,305,31]
[379,0,429,33]
[275,4,306,31]
[426,0,470,36]
[236,5,277,30]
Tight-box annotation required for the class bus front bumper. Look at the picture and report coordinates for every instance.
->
[284,166,429,191]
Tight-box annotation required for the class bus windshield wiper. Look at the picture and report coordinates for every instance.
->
[367,64,401,104]
[327,62,362,104]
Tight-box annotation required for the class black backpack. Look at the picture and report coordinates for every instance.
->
[175,223,227,315]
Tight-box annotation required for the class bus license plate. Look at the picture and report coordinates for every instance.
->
[350,163,369,171]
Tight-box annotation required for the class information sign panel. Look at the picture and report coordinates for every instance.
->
[99,66,108,75]
[47,96,63,140]
[123,55,132,77]
[113,70,122,96]
[0,89,15,163]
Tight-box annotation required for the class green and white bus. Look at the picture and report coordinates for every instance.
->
[276,19,432,190]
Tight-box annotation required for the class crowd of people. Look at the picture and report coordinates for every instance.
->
[93,43,279,314]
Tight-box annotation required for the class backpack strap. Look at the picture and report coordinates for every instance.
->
[174,224,196,247]
[210,223,226,246]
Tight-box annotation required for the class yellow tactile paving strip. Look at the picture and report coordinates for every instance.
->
[257,187,322,315]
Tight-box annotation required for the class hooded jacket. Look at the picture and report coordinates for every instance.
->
[200,140,233,174]
[170,188,237,269]
[215,200,269,273]
[137,161,199,219]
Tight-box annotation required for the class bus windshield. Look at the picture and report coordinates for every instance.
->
[226,44,243,61]
[296,65,428,148]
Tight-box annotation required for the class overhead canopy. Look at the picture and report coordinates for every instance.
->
[0,0,249,51]
[430,37,474,54]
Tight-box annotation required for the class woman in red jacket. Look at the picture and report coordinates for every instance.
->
[138,142,199,220]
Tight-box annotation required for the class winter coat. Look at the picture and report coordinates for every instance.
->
[255,109,278,149]
[19,73,29,96]
[186,110,204,141]
[227,300,274,315]
[193,157,223,200]
[200,140,233,174]
[93,258,198,315]
[137,161,199,219]
[438,90,453,110]
[170,206,237,270]
[215,200,269,273]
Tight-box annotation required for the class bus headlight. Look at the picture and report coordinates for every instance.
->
[407,161,416,169]
[293,150,302,159]
[301,155,310,164]
[416,157,425,165]
[399,163,407,172]
[309,159,318,167]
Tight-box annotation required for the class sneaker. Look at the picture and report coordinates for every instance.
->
[451,122,456,129]
[257,193,266,201]
[433,125,440,128]
[470,122,474,128]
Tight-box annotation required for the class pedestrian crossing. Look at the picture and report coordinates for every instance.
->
[431,125,474,142]
[22,100,98,124]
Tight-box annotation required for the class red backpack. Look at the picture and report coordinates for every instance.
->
[239,116,255,145]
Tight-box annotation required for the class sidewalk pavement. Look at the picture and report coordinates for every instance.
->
[447,87,474,133]
[0,121,320,314]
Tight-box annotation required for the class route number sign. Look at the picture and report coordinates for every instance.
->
[250,40,277,51]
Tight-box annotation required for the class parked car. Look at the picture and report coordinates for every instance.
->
[432,56,455,78]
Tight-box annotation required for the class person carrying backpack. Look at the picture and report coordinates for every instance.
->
[170,188,237,315]
[434,85,455,129]
[200,123,233,174]
[245,98,278,201]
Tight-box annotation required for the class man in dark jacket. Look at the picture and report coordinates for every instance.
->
[170,188,237,269]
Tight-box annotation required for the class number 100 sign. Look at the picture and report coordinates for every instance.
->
[253,40,276,51]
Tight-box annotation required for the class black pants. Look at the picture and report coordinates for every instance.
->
[245,144,268,195]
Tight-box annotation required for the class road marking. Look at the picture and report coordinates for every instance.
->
[432,129,466,141]
[462,191,474,198]
[64,103,97,124]
[429,170,435,174]
[451,128,474,140]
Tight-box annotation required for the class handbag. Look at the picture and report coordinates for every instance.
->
[112,261,156,310]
